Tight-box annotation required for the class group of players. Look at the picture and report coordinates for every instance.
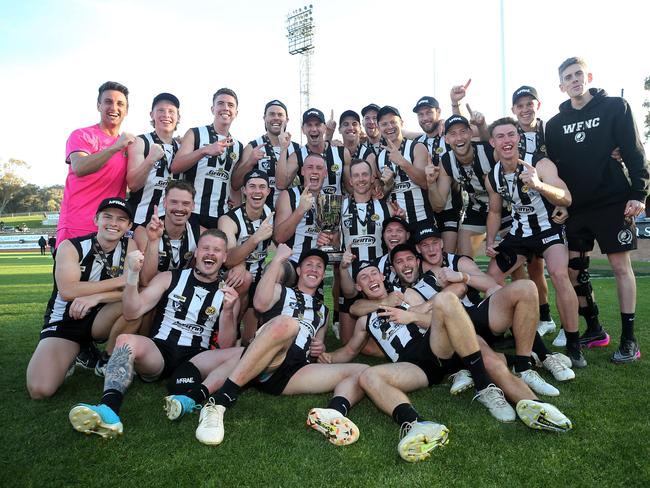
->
[25,56,648,463]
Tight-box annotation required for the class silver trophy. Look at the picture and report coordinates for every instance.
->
[315,194,343,254]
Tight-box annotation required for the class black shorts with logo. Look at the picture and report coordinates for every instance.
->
[140,339,205,382]
[566,201,637,254]
[495,226,565,273]
[39,305,104,346]
[399,330,462,386]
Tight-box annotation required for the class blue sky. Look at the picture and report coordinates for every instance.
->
[1,0,647,186]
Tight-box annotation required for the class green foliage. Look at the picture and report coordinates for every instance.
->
[2,253,650,487]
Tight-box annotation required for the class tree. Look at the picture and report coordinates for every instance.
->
[0,159,28,214]
[644,76,650,141]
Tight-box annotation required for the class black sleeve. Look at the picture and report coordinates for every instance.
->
[613,99,650,202]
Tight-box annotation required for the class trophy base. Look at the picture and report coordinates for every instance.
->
[317,246,343,264]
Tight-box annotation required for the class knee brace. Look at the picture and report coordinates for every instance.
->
[568,255,598,316]
[166,361,202,395]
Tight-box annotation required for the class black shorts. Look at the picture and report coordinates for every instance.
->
[566,201,637,254]
[251,344,309,395]
[462,208,511,232]
[435,208,460,233]
[144,339,205,381]
[495,227,565,273]
[39,305,104,346]
[464,296,503,346]
[399,330,461,386]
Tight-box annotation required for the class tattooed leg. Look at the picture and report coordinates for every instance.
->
[100,343,135,415]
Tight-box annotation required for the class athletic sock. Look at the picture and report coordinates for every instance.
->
[512,355,533,373]
[580,305,602,332]
[621,313,636,341]
[565,330,580,349]
[392,403,421,426]
[504,354,515,369]
[539,303,551,322]
[532,333,551,362]
[327,396,351,417]
[211,378,242,408]
[186,384,210,405]
[461,351,491,391]
[101,389,123,416]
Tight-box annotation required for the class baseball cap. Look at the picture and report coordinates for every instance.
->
[382,216,410,236]
[389,242,418,263]
[243,169,270,185]
[444,115,471,134]
[361,103,380,117]
[511,86,539,105]
[377,105,401,122]
[352,260,379,282]
[339,109,360,125]
[302,108,325,124]
[96,197,133,221]
[412,225,442,244]
[151,92,180,110]
[264,99,288,114]
[412,96,440,112]
[298,248,329,267]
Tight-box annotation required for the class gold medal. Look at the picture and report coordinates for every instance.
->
[110,266,119,277]
[298,313,304,321]
[521,185,529,193]
[218,281,226,290]
[331,164,340,172]
[230,152,237,161]
[370,213,380,221]
[540,144,546,153]
[435,146,444,154]
[316,310,323,318]
[507,203,512,212]
[184,251,194,260]
[205,306,216,316]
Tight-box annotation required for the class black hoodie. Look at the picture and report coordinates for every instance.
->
[546,88,649,213]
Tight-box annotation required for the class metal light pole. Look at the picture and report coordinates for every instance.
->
[286,4,315,142]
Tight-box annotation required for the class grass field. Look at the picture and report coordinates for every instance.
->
[0,214,56,229]
[2,252,650,487]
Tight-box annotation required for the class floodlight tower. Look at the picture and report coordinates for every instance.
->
[286,5,315,128]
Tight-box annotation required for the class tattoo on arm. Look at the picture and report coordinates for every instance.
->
[103,344,135,394]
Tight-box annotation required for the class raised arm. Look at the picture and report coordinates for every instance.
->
[69,133,135,177]
[522,159,572,207]
[122,250,172,320]
[126,137,164,192]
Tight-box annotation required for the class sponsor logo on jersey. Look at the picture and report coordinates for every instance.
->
[352,236,376,246]
[322,186,337,195]
[394,181,412,192]
[206,168,230,180]
[154,177,168,189]
[514,205,535,215]
[562,117,600,134]
[343,218,352,228]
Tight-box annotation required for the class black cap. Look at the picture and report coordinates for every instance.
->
[382,216,410,236]
[361,103,380,117]
[511,86,539,105]
[352,260,379,282]
[264,99,288,114]
[298,248,329,267]
[389,242,418,263]
[444,115,471,134]
[339,109,360,125]
[243,169,270,185]
[412,96,440,112]
[96,197,133,221]
[302,108,325,124]
[412,225,442,244]
[151,92,180,110]
[377,105,401,122]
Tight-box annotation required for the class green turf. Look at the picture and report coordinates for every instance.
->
[0,214,57,229]
[2,252,650,487]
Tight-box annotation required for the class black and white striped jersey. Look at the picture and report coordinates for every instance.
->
[365,304,426,363]
[441,142,496,214]
[413,253,481,306]
[223,203,273,282]
[295,143,344,195]
[285,187,320,262]
[150,269,226,349]
[260,286,329,359]
[152,213,201,272]
[128,132,179,225]
[376,138,433,223]
[375,254,400,291]
[517,119,546,158]
[417,134,457,212]
[341,197,389,262]
[349,143,375,161]
[43,233,129,324]
[249,136,300,208]
[183,125,243,221]
[487,154,559,238]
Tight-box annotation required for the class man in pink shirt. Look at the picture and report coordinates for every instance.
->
[58,81,135,244]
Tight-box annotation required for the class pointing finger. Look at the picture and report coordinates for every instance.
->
[464,78,472,90]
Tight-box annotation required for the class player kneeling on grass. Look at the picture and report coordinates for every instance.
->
[68,229,239,438]
[27,197,140,399]
[320,262,572,462]
[166,244,368,447]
